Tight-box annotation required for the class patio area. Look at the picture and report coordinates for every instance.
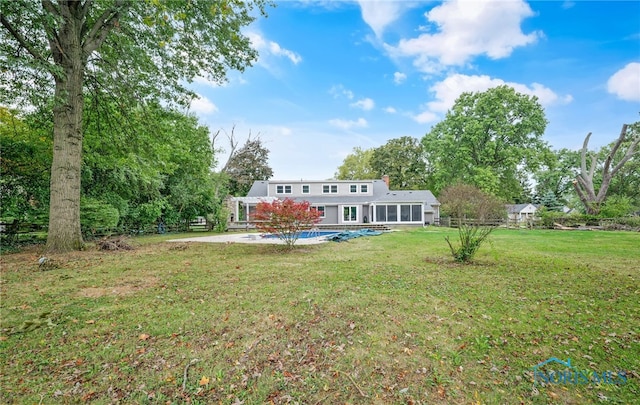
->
[167,232,332,245]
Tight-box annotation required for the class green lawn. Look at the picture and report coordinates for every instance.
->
[1,228,638,404]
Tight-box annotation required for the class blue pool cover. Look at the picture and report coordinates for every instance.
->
[326,228,383,242]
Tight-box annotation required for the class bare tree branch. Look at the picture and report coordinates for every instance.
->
[80,0,93,21]
[574,124,638,215]
[580,132,591,176]
[609,124,639,175]
[83,0,126,56]
[41,0,60,17]
[220,125,239,172]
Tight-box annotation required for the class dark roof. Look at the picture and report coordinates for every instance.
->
[247,180,269,197]
[505,203,536,214]
[375,190,439,206]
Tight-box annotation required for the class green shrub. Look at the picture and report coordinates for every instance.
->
[445,224,494,263]
[80,197,120,234]
[538,209,566,228]
[600,195,634,218]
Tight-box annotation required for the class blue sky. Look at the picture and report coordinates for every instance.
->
[188,0,640,180]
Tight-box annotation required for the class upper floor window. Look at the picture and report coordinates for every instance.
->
[350,184,358,193]
[360,184,369,193]
[302,184,310,194]
[276,185,292,194]
[323,184,338,194]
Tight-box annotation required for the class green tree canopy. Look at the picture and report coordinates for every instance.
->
[223,137,273,196]
[1,0,268,251]
[533,148,580,205]
[0,107,51,230]
[439,183,506,221]
[335,146,375,180]
[370,136,426,189]
[81,100,220,231]
[422,85,549,201]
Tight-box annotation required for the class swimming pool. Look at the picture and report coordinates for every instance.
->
[263,230,340,239]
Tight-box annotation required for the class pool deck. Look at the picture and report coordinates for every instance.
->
[167,232,332,245]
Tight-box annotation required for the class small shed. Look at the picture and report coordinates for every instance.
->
[506,203,538,223]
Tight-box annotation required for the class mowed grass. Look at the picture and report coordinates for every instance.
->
[1,228,638,404]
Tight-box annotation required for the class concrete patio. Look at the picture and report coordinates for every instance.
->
[167,232,331,245]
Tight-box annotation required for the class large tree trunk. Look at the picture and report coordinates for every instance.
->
[46,71,84,251]
[45,8,85,252]
[573,124,639,216]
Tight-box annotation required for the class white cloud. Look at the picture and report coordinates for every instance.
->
[268,41,303,64]
[386,0,541,71]
[413,73,571,123]
[350,97,375,111]
[393,72,407,84]
[384,106,397,114]
[607,62,640,101]
[357,0,410,38]
[247,31,302,65]
[328,117,368,130]
[412,110,438,124]
[190,94,218,115]
[329,84,355,100]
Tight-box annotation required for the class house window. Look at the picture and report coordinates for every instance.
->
[302,185,310,194]
[412,204,422,221]
[387,205,397,222]
[323,184,338,194]
[343,206,357,222]
[350,184,357,193]
[313,205,325,218]
[276,185,292,194]
[360,184,368,193]
[401,205,411,222]
[375,204,423,222]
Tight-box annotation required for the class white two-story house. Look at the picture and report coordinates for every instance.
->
[228,176,440,228]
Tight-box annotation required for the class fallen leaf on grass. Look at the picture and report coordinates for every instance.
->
[86,319,95,324]
[199,376,210,386]
[139,333,150,341]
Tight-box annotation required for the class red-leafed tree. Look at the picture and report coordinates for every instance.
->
[253,198,322,248]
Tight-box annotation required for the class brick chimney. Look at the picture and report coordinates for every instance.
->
[382,175,390,188]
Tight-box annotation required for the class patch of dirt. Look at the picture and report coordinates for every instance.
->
[78,277,159,298]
